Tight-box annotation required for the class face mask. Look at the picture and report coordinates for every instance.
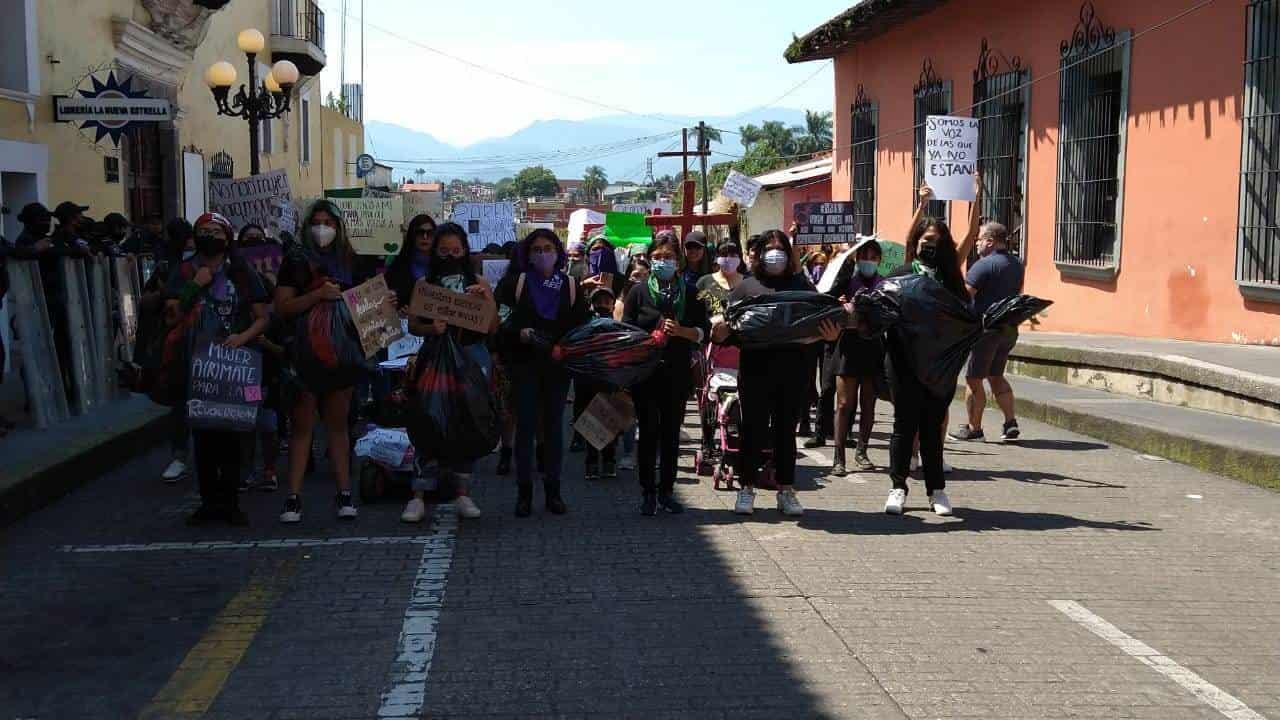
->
[857,260,879,277]
[531,251,558,274]
[311,225,337,248]
[763,249,788,275]
[182,249,197,261]
[589,248,607,265]
[918,244,938,266]
[194,233,227,257]
[651,259,678,282]
[717,256,740,274]
[436,255,465,275]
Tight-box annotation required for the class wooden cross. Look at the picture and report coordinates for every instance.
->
[647,128,738,241]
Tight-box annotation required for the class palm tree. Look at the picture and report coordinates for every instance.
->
[802,110,833,154]
[739,124,764,149]
[582,165,608,202]
[414,168,426,182]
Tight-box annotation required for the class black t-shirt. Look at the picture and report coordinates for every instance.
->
[276,249,358,294]
[623,282,709,370]
[166,256,269,336]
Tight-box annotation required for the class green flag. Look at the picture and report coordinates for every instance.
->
[604,212,652,249]
[877,241,906,276]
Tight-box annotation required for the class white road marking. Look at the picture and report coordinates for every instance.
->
[59,535,443,553]
[1049,600,1265,720]
[377,505,458,718]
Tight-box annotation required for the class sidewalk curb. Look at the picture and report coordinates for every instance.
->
[957,388,1279,492]
[0,407,169,529]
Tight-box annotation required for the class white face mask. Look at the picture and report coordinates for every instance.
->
[311,225,337,248]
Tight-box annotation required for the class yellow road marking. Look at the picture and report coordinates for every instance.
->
[138,559,296,719]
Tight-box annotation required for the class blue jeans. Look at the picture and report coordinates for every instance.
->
[511,361,569,488]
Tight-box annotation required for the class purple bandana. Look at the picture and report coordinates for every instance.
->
[528,271,565,321]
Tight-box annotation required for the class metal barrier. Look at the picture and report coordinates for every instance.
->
[6,261,70,428]
[113,256,142,365]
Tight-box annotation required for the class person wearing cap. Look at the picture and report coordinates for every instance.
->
[166,212,270,527]
[682,231,713,288]
[623,231,709,516]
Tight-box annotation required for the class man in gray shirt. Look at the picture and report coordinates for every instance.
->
[950,222,1025,442]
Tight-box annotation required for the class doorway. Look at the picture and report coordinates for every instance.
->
[124,123,165,223]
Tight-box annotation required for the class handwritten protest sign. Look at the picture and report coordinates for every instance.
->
[451,202,515,251]
[924,115,979,201]
[481,259,510,289]
[409,280,496,334]
[387,319,423,360]
[342,275,404,357]
[720,170,763,208]
[402,191,442,225]
[793,202,857,246]
[333,197,405,256]
[210,169,292,234]
[240,244,284,283]
[573,392,635,450]
[187,341,263,432]
[877,240,906,276]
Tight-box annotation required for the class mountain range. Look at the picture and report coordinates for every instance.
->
[364,108,811,184]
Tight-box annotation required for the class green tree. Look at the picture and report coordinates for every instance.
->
[511,165,559,199]
[494,177,517,201]
[414,168,426,182]
[581,165,609,202]
[632,188,657,202]
[794,110,833,156]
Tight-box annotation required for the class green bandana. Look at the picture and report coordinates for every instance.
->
[647,272,686,321]
[912,259,938,280]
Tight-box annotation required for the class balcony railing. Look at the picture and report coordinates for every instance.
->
[273,0,325,53]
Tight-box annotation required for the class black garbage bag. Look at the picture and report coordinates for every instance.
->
[536,318,668,390]
[725,291,849,348]
[854,275,1052,398]
[407,335,499,464]
[292,300,366,393]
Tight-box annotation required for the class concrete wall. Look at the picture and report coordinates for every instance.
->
[827,0,1279,344]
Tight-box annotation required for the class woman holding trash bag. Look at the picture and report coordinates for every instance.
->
[711,230,842,518]
[623,231,709,516]
[401,222,496,523]
[385,214,437,308]
[167,212,270,526]
[274,199,377,524]
[498,228,588,517]
[881,183,979,517]
[824,236,886,475]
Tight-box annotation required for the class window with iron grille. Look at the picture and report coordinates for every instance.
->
[973,39,1029,259]
[851,85,877,235]
[1237,0,1280,298]
[103,156,119,184]
[913,59,951,219]
[1054,3,1131,277]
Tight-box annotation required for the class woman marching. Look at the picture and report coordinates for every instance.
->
[824,236,886,475]
[712,230,841,517]
[274,200,372,524]
[623,231,709,516]
[400,222,496,523]
[169,212,270,526]
[882,183,979,517]
[498,229,587,517]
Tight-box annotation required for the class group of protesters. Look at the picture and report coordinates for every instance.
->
[1,174,1030,526]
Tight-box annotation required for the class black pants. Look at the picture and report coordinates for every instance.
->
[193,429,242,510]
[817,345,837,438]
[738,350,800,488]
[889,372,948,494]
[634,368,690,495]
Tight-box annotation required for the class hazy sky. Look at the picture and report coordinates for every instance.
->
[314,0,851,147]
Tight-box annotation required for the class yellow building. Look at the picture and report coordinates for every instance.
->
[0,0,363,240]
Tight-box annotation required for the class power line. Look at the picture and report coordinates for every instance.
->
[375,132,679,167]
[709,61,834,136]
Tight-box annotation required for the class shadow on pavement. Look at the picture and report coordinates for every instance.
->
[785,507,1158,536]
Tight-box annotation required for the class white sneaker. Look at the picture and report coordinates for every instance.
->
[335,493,359,520]
[777,489,804,517]
[401,497,426,523]
[929,490,953,516]
[455,495,482,519]
[734,486,756,515]
[618,455,636,471]
[910,455,921,472]
[884,488,907,515]
[161,459,187,483]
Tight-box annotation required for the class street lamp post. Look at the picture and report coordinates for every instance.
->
[204,29,300,176]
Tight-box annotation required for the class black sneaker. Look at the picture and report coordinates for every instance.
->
[496,448,512,476]
[602,461,617,480]
[336,492,358,520]
[515,485,533,517]
[545,493,568,515]
[238,473,253,493]
[803,435,826,449]
[657,493,685,514]
[280,494,302,524]
[585,466,600,482]
[1001,420,1021,441]
[948,424,985,442]
[829,461,847,477]
[640,492,657,516]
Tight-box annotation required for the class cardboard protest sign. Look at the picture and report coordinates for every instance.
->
[402,191,442,224]
[209,169,292,233]
[482,259,510,289]
[924,115,979,201]
[187,341,263,432]
[793,202,857,246]
[333,197,405,256]
[387,319,423,360]
[720,170,763,208]
[240,244,284,283]
[342,275,404,357]
[604,212,652,249]
[408,280,496,334]
[573,392,635,450]
[451,202,515,251]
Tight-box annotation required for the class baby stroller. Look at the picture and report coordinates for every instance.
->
[696,343,776,491]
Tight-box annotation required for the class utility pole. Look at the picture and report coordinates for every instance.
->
[698,120,709,216]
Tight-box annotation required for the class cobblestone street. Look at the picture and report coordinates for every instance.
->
[2,404,1277,719]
